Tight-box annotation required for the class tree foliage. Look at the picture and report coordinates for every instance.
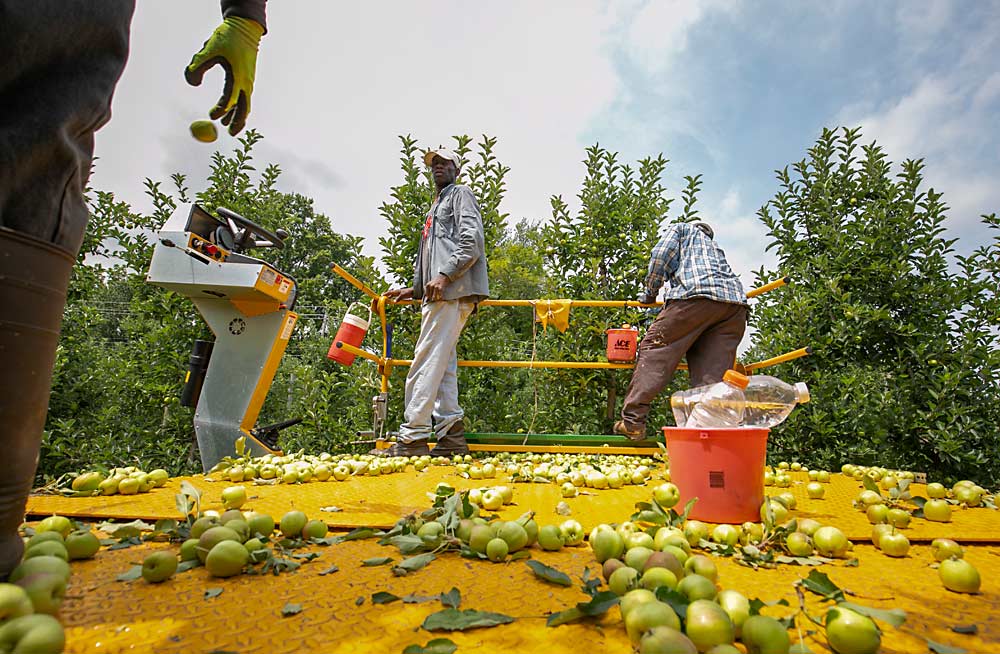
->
[39,126,999,486]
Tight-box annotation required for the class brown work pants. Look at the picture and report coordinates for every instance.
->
[620,298,747,431]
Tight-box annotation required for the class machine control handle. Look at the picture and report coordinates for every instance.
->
[217,206,286,251]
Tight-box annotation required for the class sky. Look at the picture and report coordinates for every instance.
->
[91,0,1000,296]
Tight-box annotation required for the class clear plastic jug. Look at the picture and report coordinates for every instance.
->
[741,375,810,428]
[685,370,750,428]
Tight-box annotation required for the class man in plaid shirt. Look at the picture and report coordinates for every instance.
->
[614,221,748,439]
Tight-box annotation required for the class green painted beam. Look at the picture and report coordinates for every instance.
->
[462,432,664,448]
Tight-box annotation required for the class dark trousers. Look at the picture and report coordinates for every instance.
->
[621,298,747,430]
[0,0,135,253]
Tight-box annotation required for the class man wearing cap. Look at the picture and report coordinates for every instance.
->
[379,148,490,457]
[614,220,748,439]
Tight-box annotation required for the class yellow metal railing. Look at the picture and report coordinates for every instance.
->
[330,265,808,394]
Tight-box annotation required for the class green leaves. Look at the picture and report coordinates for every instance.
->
[546,591,620,627]
[525,560,572,587]
[422,609,514,632]
[798,570,846,602]
[362,557,394,567]
[402,639,458,654]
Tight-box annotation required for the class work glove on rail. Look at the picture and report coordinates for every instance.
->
[185,17,264,136]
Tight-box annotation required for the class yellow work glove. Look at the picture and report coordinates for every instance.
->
[184,17,264,136]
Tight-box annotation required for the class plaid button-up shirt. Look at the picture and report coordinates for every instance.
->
[642,222,747,305]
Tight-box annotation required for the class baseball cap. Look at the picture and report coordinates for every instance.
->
[423,148,462,170]
[693,221,715,239]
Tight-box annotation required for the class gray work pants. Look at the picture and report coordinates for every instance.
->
[399,299,475,443]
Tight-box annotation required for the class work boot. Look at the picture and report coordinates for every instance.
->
[613,420,646,441]
[372,439,431,457]
[431,421,470,458]
[0,229,75,579]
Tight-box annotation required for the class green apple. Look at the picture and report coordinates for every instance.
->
[303,519,329,540]
[797,518,822,536]
[776,493,797,510]
[219,509,244,525]
[683,521,709,547]
[15,572,66,615]
[179,538,200,562]
[625,546,654,572]
[247,513,275,539]
[879,531,909,557]
[640,567,678,591]
[644,551,685,580]
[468,525,493,554]
[589,524,625,562]
[870,524,894,549]
[925,482,947,499]
[886,508,911,529]
[147,469,169,487]
[825,605,880,654]
[806,482,825,499]
[25,532,62,550]
[481,489,504,511]
[740,522,764,545]
[485,538,508,562]
[8,557,70,585]
[603,559,626,582]
[141,551,178,583]
[625,600,681,644]
[683,555,718,582]
[190,516,220,540]
[716,589,750,637]
[653,483,681,509]
[741,614,791,654]
[205,540,249,577]
[608,566,641,596]
[279,511,308,538]
[23,541,68,562]
[0,583,34,621]
[189,119,218,143]
[818,471,831,482]
[625,532,656,551]
[923,499,952,522]
[685,599,735,652]
[711,524,740,546]
[661,544,689,566]
[559,520,584,546]
[865,504,889,525]
[930,538,963,561]
[0,614,65,654]
[64,530,100,560]
[620,588,658,620]
[496,486,514,504]
[939,558,980,594]
[497,522,528,552]
[760,500,788,524]
[639,626,697,654]
[118,477,141,495]
[196,526,241,563]
[224,519,251,543]
[537,525,564,551]
[35,516,72,538]
[857,490,882,507]
[785,532,813,557]
[813,526,849,558]
[677,573,716,601]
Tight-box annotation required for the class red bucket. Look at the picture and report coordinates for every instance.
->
[606,326,638,362]
[662,426,768,524]
[327,303,370,366]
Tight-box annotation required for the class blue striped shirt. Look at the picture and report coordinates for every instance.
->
[642,222,747,305]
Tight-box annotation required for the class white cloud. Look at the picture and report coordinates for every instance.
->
[90,1,621,264]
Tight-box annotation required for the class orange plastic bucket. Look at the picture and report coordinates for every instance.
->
[662,426,768,524]
[606,326,638,362]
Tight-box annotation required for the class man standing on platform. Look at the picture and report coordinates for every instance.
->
[379,148,490,457]
[614,221,748,440]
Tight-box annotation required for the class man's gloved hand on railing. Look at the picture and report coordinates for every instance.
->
[185,16,265,135]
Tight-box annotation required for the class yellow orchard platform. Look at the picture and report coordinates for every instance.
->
[56,537,1000,654]
[26,469,1000,542]
[23,466,1000,653]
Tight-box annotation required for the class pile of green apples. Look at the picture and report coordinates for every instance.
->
[764,462,833,499]
[142,485,327,583]
[449,509,587,562]
[1,515,102,653]
[64,467,169,496]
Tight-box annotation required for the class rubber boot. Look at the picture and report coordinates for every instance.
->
[431,421,470,458]
[0,228,74,578]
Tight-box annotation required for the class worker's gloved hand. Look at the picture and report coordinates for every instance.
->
[185,17,265,136]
